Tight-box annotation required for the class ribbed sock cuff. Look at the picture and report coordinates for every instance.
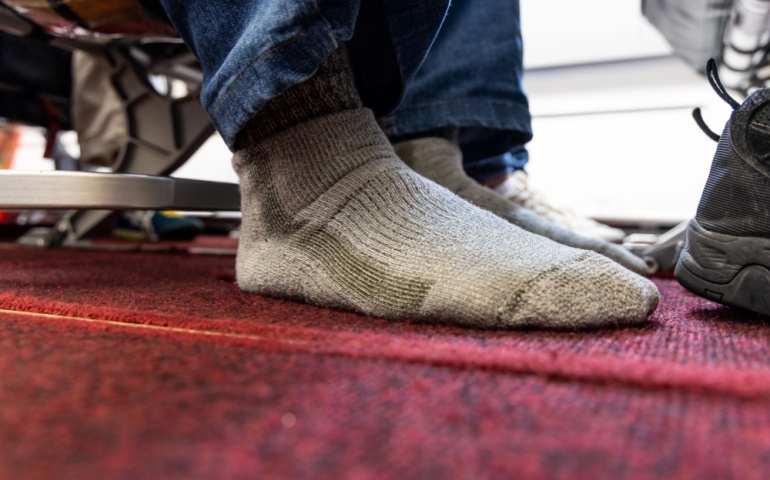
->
[236,44,363,148]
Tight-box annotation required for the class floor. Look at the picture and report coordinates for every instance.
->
[3,246,770,480]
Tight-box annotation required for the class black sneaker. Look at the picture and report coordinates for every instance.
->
[675,59,770,316]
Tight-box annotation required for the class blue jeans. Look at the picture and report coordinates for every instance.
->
[382,0,532,181]
[157,0,449,149]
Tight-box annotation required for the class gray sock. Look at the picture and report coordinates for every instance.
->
[233,49,659,329]
[392,137,650,277]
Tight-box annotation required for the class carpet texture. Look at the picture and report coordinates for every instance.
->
[2,247,770,479]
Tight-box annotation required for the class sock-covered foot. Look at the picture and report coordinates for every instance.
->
[234,111,658,328]
[232,46,658,329]
[392,137,649,277]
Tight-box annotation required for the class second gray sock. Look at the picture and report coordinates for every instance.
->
[392,137,649,276]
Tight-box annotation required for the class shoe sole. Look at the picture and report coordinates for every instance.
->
[675,219,770,317]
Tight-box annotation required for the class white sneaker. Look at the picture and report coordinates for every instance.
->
[493,170,626,243]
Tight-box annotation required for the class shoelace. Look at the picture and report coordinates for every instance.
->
[692,58,742,143]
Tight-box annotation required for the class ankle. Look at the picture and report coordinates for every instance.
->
[235,44,362,148]
[234,108,398,237]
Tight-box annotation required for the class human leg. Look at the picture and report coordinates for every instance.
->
[158,1,658,327]
[157,0,447,148]
[385,0,634,249]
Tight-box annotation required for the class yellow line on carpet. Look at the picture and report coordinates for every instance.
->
[0,307,310,346]
[4,308,770,400]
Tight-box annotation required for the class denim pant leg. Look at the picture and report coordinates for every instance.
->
[380,0,532,182]
[156,0,448,150]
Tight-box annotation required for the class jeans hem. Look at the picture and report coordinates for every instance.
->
[379,99,532,138]
[208,15,343,149]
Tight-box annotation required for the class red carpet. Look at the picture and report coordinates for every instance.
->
[2,246,770,479]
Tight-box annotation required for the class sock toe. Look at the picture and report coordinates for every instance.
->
[595,242,650,277]
[499,252,660,329]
